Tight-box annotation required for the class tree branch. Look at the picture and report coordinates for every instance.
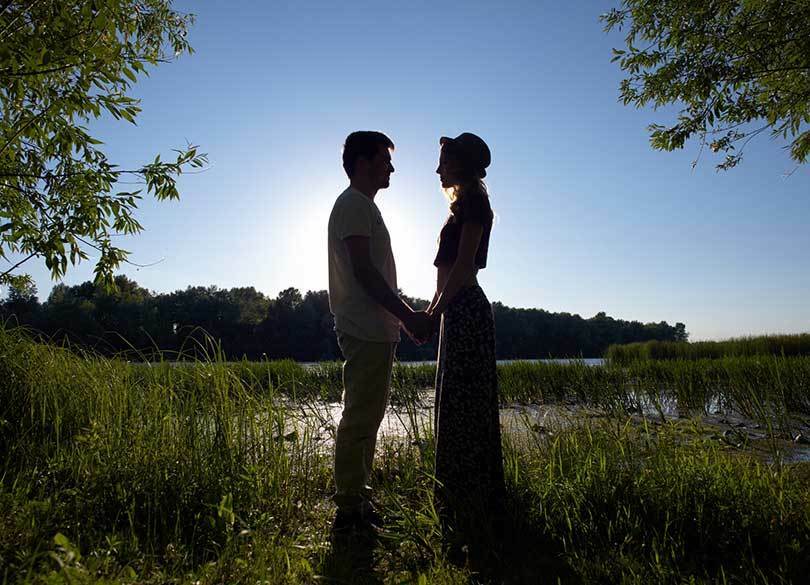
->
[0,98,60,158]
[0,0,14,18]
[74,233,165,269]
[0,0,46,41]
[0,59,102,78]
[0,252,36,281]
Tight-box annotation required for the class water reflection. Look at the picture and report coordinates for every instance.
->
[300,358,606,368]
[277,391,810,464]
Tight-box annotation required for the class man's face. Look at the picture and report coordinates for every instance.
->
[369,146,394,190]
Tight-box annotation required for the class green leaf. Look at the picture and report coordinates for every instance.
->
[607,0,810,170]
[0,1,204,284]
[54,533,71,548]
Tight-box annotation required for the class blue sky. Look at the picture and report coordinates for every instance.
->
[10,1,810,340]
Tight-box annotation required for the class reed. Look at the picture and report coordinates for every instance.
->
[506,419,810,583]
[1,324,809,583]
[606,333,810,364]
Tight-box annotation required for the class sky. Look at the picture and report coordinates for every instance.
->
[8,1,810,340]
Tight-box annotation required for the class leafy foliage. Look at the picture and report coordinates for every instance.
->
[602,0,810,170]
[0,1,206,291]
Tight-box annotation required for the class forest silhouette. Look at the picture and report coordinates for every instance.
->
[2,275,687,361]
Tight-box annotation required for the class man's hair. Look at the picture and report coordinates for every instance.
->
[342,131,394,177]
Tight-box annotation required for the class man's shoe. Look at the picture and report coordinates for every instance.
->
[360,498,385,529]
[331,505,389,547]
[331,506,362,535]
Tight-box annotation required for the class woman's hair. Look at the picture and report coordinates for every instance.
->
[441,144,492,220]
[445,178,491,220]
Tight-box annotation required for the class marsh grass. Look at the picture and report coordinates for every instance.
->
[1,324,810,583]
[507,419,810,583]
[146,356,810,433]
[607,333,810,364]
[496,357,810,442]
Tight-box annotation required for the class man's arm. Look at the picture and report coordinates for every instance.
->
[344,236,431,338]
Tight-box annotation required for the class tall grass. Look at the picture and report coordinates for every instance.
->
[122,356,810,430]
[606,333,810,364]
[507,420,810,583]
[0,325,332,578]
[2,324,810,583]
[496,357,810,434]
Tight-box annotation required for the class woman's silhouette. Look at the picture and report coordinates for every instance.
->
[426,132,505,563]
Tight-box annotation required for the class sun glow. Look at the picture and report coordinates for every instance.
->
[377,195,439,302]
[263,174,440,304]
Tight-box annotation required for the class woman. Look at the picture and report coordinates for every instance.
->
[426,132,505,562]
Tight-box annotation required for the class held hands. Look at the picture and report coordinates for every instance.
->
[403,310,435,345]
[421,311,440,344]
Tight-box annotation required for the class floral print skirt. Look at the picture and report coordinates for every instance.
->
[434,285,505,540]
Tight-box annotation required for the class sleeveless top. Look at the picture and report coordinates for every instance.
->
[433,193,493,269]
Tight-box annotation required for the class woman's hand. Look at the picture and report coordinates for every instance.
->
[424,310,440,340]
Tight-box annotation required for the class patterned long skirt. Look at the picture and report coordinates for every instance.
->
[434,285,505,543]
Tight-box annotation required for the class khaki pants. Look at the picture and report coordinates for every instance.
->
[333,331,396,509]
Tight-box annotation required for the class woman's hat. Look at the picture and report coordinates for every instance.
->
[440,132,491,177]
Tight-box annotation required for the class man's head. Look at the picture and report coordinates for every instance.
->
[343,131,395,191]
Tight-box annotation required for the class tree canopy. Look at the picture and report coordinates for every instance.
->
[0,1,206,292]
[602,0,810,171]
[0,277,689,360]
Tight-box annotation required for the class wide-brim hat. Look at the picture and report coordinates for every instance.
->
[440,132,491,177]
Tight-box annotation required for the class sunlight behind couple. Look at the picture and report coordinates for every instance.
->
[277,180,440,302]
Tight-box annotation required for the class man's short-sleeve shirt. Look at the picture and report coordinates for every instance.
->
[328,187,400,342]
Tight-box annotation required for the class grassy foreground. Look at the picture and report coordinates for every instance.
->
[1,325,810,583]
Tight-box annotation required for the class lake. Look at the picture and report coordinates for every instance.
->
[301,358,606,368]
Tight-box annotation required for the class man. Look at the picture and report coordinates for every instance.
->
[327,131,431,537]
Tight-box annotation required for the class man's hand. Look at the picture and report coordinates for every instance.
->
[402,310,433,344]
[417,311,440,344]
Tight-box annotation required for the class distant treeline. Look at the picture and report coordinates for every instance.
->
[1,276,687,360]
[606,334,810,364]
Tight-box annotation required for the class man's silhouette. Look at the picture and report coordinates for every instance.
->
[327,131,430,537]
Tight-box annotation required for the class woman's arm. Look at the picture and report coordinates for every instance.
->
[429,222,483,316]
[427,264,449,313]
[427,291,440,313]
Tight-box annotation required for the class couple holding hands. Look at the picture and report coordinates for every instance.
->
[327,130,504,559]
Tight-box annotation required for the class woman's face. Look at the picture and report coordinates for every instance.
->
[436,148,464,189]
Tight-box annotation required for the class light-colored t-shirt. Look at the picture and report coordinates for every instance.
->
[328,186,400,342]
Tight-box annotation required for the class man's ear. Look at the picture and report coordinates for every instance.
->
[353,155,369,176]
